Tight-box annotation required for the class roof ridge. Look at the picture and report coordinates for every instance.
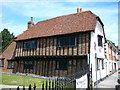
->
[16,10,98,41]
[15,10,94,40]
[36,10,92,24]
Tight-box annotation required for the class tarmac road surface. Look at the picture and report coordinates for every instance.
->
[96,72,118,88]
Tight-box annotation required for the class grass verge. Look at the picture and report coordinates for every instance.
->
[0,73,47,88]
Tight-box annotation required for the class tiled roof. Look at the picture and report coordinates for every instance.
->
[0,40,16,60]
[16,11,99,41]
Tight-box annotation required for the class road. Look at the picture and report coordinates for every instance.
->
[96,72,119,88]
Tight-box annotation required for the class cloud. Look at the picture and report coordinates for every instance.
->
[104,23,118,45]
[2,2,118,19]
[1,2,118,45]
[67,0,118,2]
[2,2,73,18]
[0,0,39,2]
[1,24,26,36]
[0,20,13,28]
[0,13,2,23]
[0,19,26,36]
[0,0,119,2]
[0,14,2,17]
[9,24,27,36]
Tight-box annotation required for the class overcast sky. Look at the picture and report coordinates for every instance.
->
[0,1,119,45]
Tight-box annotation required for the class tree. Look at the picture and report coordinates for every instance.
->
[0,29,14,53]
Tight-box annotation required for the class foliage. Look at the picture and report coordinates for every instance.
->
[0,29,14,53]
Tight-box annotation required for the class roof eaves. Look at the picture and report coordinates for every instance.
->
[15,29,94,41]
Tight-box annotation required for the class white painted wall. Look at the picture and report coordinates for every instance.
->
[118,54,120,69]
[95,21,105,59]
[104,43,109,59]
[79,20,118,87]
[90,21,106,86]
[104,40,118,74]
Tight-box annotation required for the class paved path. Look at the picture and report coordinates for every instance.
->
[96,72,119,88]
[0,84,24,89]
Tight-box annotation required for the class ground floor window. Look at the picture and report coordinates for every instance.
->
[96,59,100,70]
[24,61,34,69]
[102,60,104,69]
[0,59,4,67]
[8,61,14,69]
[69,60,76,66]
[96,59,104,70]
[56,60,68,70]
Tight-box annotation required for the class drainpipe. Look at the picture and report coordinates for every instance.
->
[95,53,98,88]
[88,31,93,89]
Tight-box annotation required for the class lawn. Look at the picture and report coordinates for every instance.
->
[0,73,47,88]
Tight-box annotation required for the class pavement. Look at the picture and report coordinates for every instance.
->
[0,85,24,89]
[96,72,119,88]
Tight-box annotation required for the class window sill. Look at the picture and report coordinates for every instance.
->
[98,46,103,48]
[7,68,14,69]
[57,45,77,48]
[55,69,67,70]
[69,65,76,66]
[23,48,37,50]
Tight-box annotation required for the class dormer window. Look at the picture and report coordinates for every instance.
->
[23,40,37,49]
[98,35,103,47]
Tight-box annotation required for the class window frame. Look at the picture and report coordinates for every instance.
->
[0,59,4,67]
[24,61,34,69]
[102,60,104,69]
[56,60,68,70]
[69,60,76,66]
[7,61,14,69]
[57,34,78,47]
[98,35,103,47]
[23,40,37,50]
[96,59,104,70]
[96,59,100,70]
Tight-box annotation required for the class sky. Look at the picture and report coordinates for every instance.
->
[0,1,119,46]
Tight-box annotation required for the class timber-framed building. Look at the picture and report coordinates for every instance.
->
[1,9,117,86]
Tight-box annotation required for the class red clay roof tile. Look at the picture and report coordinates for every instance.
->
[0,41,16,60]
[15,11,98,41]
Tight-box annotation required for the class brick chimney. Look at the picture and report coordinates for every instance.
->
[77,8,82,13]
[28,17,34,29]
